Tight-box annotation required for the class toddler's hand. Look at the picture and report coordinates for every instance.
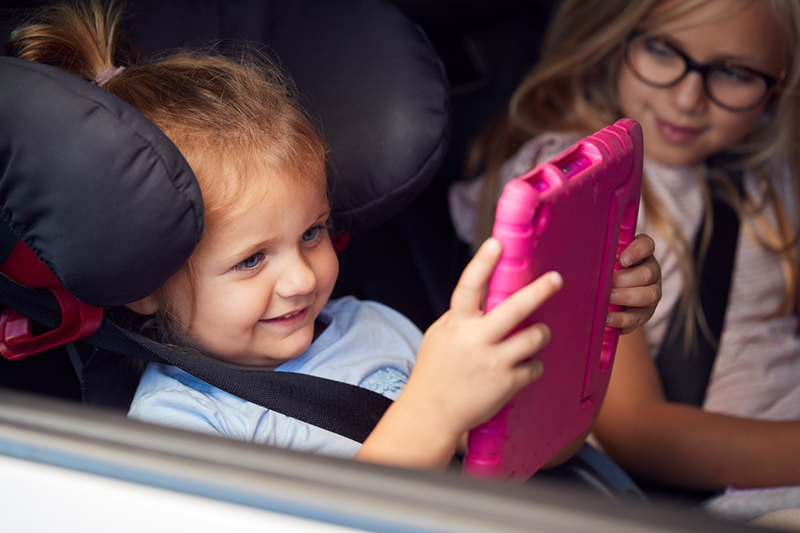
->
[608,233,662,334]
[400,237,562,441]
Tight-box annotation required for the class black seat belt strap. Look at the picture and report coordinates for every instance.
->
[0,277,391,443]
[656,177,742,406]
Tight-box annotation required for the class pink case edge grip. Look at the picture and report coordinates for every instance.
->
[463,119,643,481]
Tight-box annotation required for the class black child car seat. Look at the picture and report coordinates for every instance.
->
[0,0,449,443]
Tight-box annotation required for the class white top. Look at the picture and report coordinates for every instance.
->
[449,132,800,420]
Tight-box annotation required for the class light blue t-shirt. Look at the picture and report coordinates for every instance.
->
[128,296,422,459]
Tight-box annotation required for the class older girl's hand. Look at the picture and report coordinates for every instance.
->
[607,233,662,334]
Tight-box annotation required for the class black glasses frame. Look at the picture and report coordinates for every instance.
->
[624,32,779,112]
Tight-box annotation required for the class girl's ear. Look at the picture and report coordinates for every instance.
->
[124,295,159,316]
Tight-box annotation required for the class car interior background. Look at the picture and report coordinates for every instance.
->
[0,0,739,522]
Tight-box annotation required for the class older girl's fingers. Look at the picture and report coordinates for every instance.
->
[612,256,661,289]
[609,283,662,308]
[483,271,563,341]
[608,307,655,334]
[618,233,656,268]
[450,238,503,317]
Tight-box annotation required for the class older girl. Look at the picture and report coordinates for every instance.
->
[451,0,800,518]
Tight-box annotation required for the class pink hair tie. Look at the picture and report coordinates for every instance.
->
[92,66,126,88]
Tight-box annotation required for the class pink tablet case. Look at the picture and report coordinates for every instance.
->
[463,119,643,482]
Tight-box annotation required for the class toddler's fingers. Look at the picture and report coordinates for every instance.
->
[484,271,562,340]
[494,358,546,413]
[450,238,503,316]
[498,322,552,363]
[609,283,662,308]
[618,233,655,268]
[511,359,545,390]
[470,359,545,429]
[521,359,545,381]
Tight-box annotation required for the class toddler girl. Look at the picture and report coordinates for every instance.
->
[451,0,800,518]
[11,0,661,471]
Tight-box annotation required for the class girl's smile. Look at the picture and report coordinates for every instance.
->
[260,306,310,326]
[653,115,706,145]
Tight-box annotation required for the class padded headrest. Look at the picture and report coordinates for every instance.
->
[0,57,203,308]
[124,0,450,231]
[0,0,449,308]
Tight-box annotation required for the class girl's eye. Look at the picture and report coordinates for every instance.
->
[234,252,264,271]
[301,224,328,243]
[714,66,758,85]
[643,37,678,60]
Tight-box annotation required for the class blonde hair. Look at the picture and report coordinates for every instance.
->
[10,0,329,345]
[467,0,800,350]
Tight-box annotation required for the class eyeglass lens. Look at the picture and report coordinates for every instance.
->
[626,37,769,111]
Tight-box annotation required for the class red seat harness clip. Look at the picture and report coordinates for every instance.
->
[331,232,350,254]
[0,240,103,361]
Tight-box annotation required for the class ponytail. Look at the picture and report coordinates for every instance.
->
[9,0,136,85]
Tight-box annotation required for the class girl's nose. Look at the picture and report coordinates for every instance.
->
[668,72,707,113]
[275,251,317,298]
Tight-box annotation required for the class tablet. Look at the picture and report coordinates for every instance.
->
[463,118,643,482]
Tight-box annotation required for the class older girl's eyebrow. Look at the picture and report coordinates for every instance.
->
[660,33,770,69]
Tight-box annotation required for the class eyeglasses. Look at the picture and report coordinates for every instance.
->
[624,32,780,112]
